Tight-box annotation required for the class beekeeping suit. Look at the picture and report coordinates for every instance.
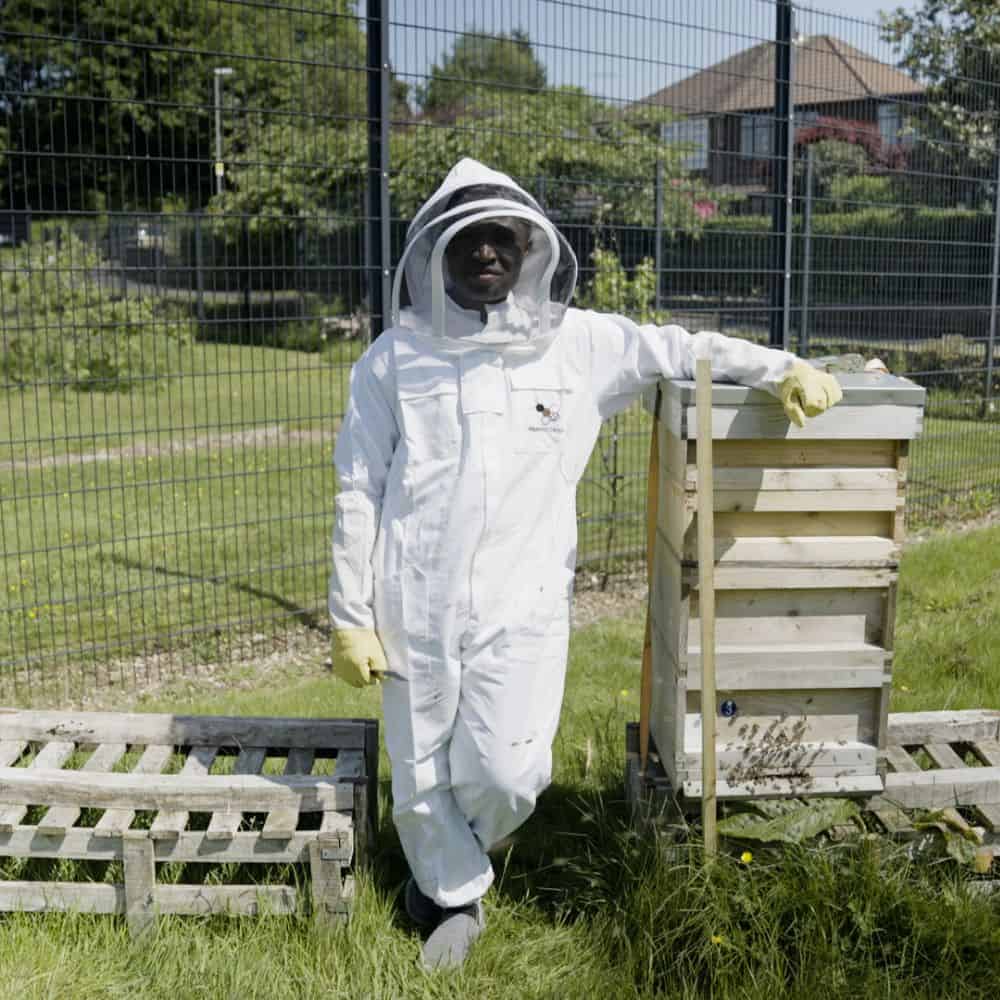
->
[329,158,832,912]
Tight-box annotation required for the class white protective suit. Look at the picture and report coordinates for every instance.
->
[329,158,796,908]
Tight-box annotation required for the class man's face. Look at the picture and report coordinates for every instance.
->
[444,216,532,310]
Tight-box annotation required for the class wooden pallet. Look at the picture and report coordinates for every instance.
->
[626,710,1000,861]
[0,709,378,933]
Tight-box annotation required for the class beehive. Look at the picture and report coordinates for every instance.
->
[648,372,925,798]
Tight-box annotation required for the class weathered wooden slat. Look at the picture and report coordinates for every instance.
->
[879,767,1000,809]
[37,742,127,835]
[206,748,268,841]
[684,566,897,591]
[679,403,922,441]
[123,831,155,937]
[319,810,355,837]
[149,745,217,840]
[682,744,876,775]
[706,438,899,469]
[701,490,900,513]
[0,825,350,864]
[93,744,174,838]
[335,750,365,779]
[887,711,1000,746]
[685,688,879,749]
[310,839,344,923]
[684,666,890,691]
[924,743,967,770]
[682,773,884,799]
[0,740,75,832]
[885,746,921,774]
[972,740,1000,767]
[710,510,892,541]
[0,880,297,916]
[680,535,901,568]
[0,768,355,813]
[971,803,1000,833]
[0,880,125,913]
[0,710,367,751]
[0,742,27,768]
[262,748,314,841]
[870,802,915,835]
[682,467,899,493]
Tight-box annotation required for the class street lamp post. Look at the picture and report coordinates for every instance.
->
[213,67,234,196]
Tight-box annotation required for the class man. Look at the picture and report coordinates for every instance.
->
[328,158,841,969]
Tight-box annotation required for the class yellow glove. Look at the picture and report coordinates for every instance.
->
[778,360,843,428]
[330,628,387,688]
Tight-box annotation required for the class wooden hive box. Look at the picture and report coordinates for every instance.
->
[648,372,925,799]
[0,710,378,933]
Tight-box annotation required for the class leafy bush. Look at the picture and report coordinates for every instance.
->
[664,207,992,326]
[826,174,896,211]
[578,246,667,324]
[0,232,193,389]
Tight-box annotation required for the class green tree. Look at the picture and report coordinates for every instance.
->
[0,0,368,211]
[416,29,547,118]
[218,86,720,235]
[882,1,1000,200]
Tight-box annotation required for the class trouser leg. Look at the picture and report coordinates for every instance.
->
[450,614,571,853]
[381,636,494,910]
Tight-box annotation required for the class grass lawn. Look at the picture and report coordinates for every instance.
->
[0,525,998,998]
[1,335,997,687]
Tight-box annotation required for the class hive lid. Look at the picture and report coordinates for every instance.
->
[664,371,926,407]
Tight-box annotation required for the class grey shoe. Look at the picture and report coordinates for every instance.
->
[420,900,485,971]
[404,877,443,928]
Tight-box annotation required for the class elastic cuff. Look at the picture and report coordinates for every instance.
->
[427,868,494,910]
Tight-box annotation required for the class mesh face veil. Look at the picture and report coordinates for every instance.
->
[390,160,578,353]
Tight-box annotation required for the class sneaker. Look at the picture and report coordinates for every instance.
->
[404,877,443,928]
[420,900,485,971]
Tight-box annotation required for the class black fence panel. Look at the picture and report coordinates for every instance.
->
[1,0,998,698]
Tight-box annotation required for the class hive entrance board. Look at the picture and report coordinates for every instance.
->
[0,709,378,933]
[647,373,924,798]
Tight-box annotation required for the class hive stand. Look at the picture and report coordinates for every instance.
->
[0,710,378,934]
[627,712,1000,866]
[647,373,925,799]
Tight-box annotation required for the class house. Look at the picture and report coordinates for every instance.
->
[639,34,925,190]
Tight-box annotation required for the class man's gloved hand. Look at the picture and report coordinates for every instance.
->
[778,360,844,428]
[330,628,387,688]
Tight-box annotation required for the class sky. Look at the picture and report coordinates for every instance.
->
[388,0,923,107]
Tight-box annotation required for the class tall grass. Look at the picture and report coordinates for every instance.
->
[0,533,998,999]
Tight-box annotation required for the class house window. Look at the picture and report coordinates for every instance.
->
[661,117,709,170]
[878,103,902,144]
[740,114,773,157]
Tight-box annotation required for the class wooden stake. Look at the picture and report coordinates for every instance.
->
[695,360,718,858]
[638,388,662,776]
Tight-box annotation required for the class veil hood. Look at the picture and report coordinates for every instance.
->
[391,158,578,354]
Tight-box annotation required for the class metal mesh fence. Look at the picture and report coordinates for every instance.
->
[1,0,998,699]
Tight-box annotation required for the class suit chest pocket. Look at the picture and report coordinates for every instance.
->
[397,365,460,463]
[507,364,573,454]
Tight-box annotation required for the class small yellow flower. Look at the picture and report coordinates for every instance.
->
[710,934,724,945]
[899,684,910,692]
[619,689,629,697]
[740,851,753,864]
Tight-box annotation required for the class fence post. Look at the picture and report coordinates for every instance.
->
[769,0,794,349]
[242,217,251,342]
[366,0,391,339]
[800,144,815,356]
[195,213,205,324]
[985,148,1000,417]
[654,157,664,314]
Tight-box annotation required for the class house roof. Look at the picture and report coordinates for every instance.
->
[639,34,924,115]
